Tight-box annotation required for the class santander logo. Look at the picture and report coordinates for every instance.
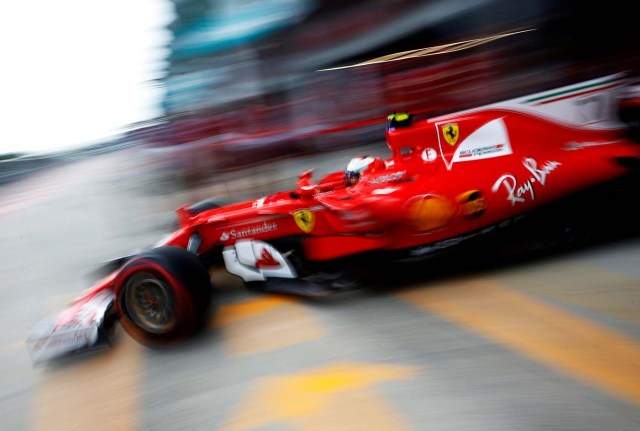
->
[219,221,278,241]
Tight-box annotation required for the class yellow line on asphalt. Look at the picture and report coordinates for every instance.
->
[399,279,640,406]
[491,260,640,326]
[214,295,296,326]
[214,295,325,356]
[32,329,142,431]
[2,340,25,350]
[222,362,419,430]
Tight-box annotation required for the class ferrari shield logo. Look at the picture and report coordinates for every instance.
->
[441,123,459,146]
[293,209,315,233]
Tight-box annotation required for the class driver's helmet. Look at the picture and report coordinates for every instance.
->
[344,155,382,186]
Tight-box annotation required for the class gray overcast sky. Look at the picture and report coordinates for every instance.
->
[0,0,173,154]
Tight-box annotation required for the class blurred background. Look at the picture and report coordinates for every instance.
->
[3,0,639,189]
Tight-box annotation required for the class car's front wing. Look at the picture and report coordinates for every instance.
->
[26,288,115,364]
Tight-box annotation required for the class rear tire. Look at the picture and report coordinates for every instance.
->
[114,246,213,347]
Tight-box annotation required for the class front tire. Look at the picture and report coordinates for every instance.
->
[114,246,213,346]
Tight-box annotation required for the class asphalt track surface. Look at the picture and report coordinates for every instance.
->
[2,146,640,430]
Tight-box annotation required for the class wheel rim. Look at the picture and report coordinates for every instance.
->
[124,272,177,334]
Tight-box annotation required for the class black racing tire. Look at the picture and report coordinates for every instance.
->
[114,246,213,347]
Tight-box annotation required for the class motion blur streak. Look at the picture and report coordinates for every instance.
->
[0,153,116,219]
[399,279,640,406]
[32,334,142,431]
[214,296,326,356]
[222,362,419,431]
[492,261,640,327]
[318,28,536,71]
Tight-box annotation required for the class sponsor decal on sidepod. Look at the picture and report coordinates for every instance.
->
[220,222,278,241]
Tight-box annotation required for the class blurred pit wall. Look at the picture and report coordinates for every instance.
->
[128,0,640,199]
[132,139,389,208]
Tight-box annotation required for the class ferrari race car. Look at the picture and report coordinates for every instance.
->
[26,73,640,363]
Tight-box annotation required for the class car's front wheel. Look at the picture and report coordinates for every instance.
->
[114,246,213,346]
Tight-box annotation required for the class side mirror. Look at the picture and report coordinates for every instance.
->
[295,169,315,198]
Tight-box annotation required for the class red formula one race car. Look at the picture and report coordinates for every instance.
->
[27,73,640,363]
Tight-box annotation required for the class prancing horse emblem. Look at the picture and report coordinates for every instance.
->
[442,123,459,146]
[293,209,315,233]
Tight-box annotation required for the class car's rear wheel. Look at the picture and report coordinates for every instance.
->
[114,246,213,346]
